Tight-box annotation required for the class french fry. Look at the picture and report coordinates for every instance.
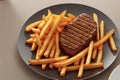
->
[67,13,76,20]
[93,13,99,41]
[62,17,73,22]
[49,44,56,69]
[38,20,46,30]
[99,20,104,39]
[55,31,60,57]
[94,29,114,48]
[29,56,69,65]
[31,42,37,51]
[60,66,67,76]
[78,57,85,78]
[38,10,52,30]
[109,36,117,51]
[31,28,40,33]
[35,33,41,47]
[38,15,61,58]
[42,15,47,21]
[46,9,52,19]
[57,22,68,32]
[35,47,40,59]
[42,64,47,70]
[25,20,41,32]
[97,20,104,63]
[53,29,114,67]
[92,49,97,59]
[40,16,53,39]
[97,50,103,63]
[49,44,56,58]
[92,13,99,59]
[86,41,94,64]
[60,10,66,17]
[44,35,55,57]
[66,62,103,72]
[25,37,34,44]
[30,34,35,38]
[59,22,68,27]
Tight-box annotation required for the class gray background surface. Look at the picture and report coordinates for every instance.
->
[0,0,120,80]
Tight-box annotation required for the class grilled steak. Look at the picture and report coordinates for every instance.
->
[60,13,97,56]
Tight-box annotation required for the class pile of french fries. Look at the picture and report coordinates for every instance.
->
[25,9,117,78]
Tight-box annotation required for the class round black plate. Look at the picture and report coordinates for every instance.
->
[18,3,120,80]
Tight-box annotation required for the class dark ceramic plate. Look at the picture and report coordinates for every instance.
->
[18,3,120,80]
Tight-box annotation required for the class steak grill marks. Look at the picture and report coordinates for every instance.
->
[60,13,97,50]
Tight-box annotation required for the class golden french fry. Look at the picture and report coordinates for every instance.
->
[100,20,104,39]
[35,33,41,47]
[25,21,41,32]
[46,9,52,19]
[42,64,47,70]
[109,36,117,51]
[38,11,52,30]
[86,41,94,64]
[29,56,69,65]
[25,38,34,44]
[35,47,40,59]
[57,22,68,32]
[55,31,60,57]
[78,57,85,78]
[60,10,67,17]
[93,13,99,41]
[97,49,103,63]
[38,15,61,58]
[66,62,104,72]
[38,20,46,29]
[84,62,103,70]
[31,42,37,51]
[44,35,55,57]
[31,28,40,33]
[40,16,53,39]
[42,15,47,21]
[30,34,35,38]
[53,29,114,67]
[92,49,97,59]
[97,20,104,63]
[92,13,99,60]
[49,44,56,58]
[59,22,68,27]
[62,17,73,22]
[67,13,76,20]
[94,29,114,48]
[60,66,67,76]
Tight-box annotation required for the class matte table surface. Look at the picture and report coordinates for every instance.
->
[0,0,120,80]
